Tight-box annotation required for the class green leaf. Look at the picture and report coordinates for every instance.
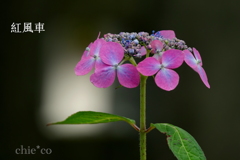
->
[151,123,206,160]
[48,111,136,127]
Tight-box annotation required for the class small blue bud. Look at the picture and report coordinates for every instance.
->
[133,39,139,44]
[129,34,136,39]
[107,38,112,42]
[128,48,135,54]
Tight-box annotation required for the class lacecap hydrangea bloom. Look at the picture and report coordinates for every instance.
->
[75,30,210,91]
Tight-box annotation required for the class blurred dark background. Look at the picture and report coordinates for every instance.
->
[3,0,240,159]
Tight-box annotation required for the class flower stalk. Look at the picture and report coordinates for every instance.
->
[140,74,148,160]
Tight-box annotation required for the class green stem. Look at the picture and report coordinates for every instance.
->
[140,74,148,160]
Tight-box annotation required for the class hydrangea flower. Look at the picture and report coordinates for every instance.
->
[137,49,184,91]
[150,40,164,53]
[90,42,140,88]
[75,31,210,90]
[75,38,106,75]
[134,46,147,58]
[150,40,164,61]
[183,48,210,88]
[153,30,176,40]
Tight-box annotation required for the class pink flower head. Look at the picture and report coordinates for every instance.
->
[154,30,176,40]
[137,49,184,91]
[90,42,140,88]
[74,38,106,75]
[183,48,210,88]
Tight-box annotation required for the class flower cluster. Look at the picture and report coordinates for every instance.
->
[103,30,188,56]
[75,30,210,91]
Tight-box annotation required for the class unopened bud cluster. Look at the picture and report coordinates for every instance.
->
[103,31,189,56]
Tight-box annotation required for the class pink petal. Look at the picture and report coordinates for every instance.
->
[139,46,147,56]
[196,66,210,88]
[137,57,161,76]
[183,49,198,71]
[81,42,93,59]
[100,42,124,65]
[159,30,176,39]
[134,46,147,58]
[150,40,164,53]
[90,66,116,88]
[117,64,140,88]
[162,49,184,69]
[94,58,106,72]
[193,48,202,66]
[90,39,106,56]
[155,68,179,91]
[75,57,95,75]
